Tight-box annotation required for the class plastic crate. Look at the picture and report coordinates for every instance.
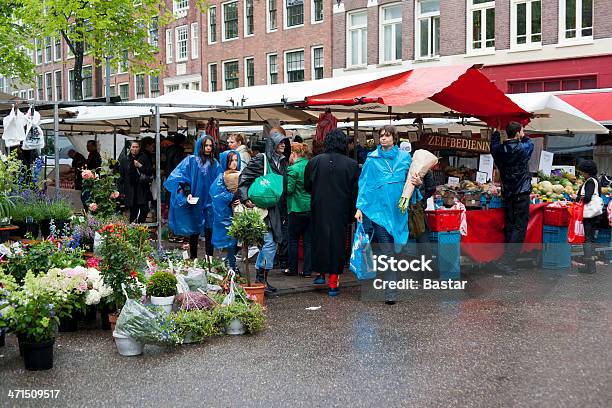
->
[594,228,611,244]
[480,196,488,207]
[489,196,504,209]
[543,206,570,227]
[542,226,570,269]
[425,210,462,232]
[429,231,460,280]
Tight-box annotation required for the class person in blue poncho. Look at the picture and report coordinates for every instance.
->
[355,125,412,304]
[209,150,241,273]
[164,134,221,259]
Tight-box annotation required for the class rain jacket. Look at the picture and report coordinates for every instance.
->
[164,136,221,236]
[356,145,412,245]
[490,131,534,198]
[237,131,291,243]
[287,157,311,213]
[210,150,241,249]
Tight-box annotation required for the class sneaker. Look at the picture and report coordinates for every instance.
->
[313,275,325,285]
[328,287,340,297]
[283,269,298,276]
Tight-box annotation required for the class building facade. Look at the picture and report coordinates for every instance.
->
[333,0,612,93]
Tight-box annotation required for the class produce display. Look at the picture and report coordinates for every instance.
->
[532,171,586,202]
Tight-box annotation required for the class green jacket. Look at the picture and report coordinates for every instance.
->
[286,157,311,214]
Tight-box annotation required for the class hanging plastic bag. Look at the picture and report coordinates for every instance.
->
[349,222,375,280]
[222,270,237,305]
[22,108,45,150]
[568,201,585,244]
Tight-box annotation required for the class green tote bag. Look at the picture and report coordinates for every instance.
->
[248,155,284,208]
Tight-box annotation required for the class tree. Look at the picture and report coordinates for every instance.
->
[16,0,174,101]
[0,1,35,84]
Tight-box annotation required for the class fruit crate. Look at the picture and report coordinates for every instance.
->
[542,226,570,269]
[425,210,462,232]
[489,196,504,209]
[543,206,570,227]
[429,231,460,280]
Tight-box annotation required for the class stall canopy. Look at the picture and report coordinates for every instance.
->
[508,92,608,134]
[556,90,612,126]
[303,65,531,127]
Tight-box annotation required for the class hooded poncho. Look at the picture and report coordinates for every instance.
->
[356,145,412,245]
[209,150,241,249]
[164,136,221,236]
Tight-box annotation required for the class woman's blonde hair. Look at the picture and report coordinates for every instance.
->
[291,142,309,158]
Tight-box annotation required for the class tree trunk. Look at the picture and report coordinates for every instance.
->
[73,41,84,101]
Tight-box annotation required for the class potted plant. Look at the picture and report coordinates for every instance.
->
[174,309,222,343]
[147,271,178,314]
[0,271,18,348]
[40,199,73,237]
[227,209,268,303]
[214,301,265,336]
[81,164,121,219]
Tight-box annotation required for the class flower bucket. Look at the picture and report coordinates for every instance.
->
[225,318,246,335]
[108,312,119,332]
[58,315,79,332]
[22,338,55,371]
[113,331,144,356]
[0,330,5,347]
[150,295,175,315]
[242,283,265,305]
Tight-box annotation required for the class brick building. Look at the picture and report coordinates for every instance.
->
[332,0,612,93]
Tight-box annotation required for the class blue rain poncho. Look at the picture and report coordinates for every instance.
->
[164,136,221,236]
[209,150,241,249]
[356,145,412,245]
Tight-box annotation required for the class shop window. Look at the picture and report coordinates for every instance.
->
[468,0,495,53]
[416,0,440,59]
[508,75,598,93]
[379,3,402,63]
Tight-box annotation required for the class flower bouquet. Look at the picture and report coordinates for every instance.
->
[398,149,439,212]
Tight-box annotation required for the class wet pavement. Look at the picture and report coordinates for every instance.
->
[1,266,611,408]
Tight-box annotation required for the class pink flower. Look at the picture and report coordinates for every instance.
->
[78,282,88,293]
[86,257,100,268]
[110,191,120,199]
[65,269,74,278]
[81,170,94,179]
[89,203,98,212]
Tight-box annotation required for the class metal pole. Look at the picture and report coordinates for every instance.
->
[113,126,117,159]
[54,104,60,199]
[154,105,162,249]
[105,56,111,103]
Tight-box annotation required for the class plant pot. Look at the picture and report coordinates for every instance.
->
[80,305,98,323]
[113,331,144,356]
[150,295,175,314]
[58,315,79,332]
[0,330,5,347]
[108,312,119,332]
[16,221,39,239]
[225,318,246,335]
[17,333,26,356]
[22,338,55,371]
[242,283,266,305]
[40,219,51,238]
[100,308,111,330]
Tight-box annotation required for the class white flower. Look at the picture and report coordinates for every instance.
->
[85,290,101,305]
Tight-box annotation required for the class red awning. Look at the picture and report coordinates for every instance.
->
[557,92,612,124]
[304,65,531,127]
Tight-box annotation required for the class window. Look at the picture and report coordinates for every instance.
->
[44,37,52,63]
[174,0,189,17]
[28,89,34,100]
[347,10,367,67]
[416,0,440,59]
[166,30,173,63]
[223,60,239,90]
[508,75,597,93]
[510,0,541,49]
[176,26,188,62]
[560,0,592,41]
[150,17,159,47]
[268,0,278,31]
[82,66,93,98]
[119,83,130,100]
[108,85,115,97]
[312,47,323,80]
[36,39,43,65]
[285,49,304,83]
[135,74,146,99]
[312,0,323,23]
[268,54,278,84]
[167,84,180,93]
[55,71,62,101]
[209,7,217,43]
[192,82,200,90]
[45,72,52,100]
[68,69,75,100]
[209,63,218,91]
[119,49,129,73]
[54,38,62,61]
[468,0,495,53]
[245,57,255,86]
[150,76,160,97]
[191,23,199,59]
[223,1,239,40]
[380,4,402,63]
[37,75,43,100]
[245,0,254,36]
[285,0,304,28]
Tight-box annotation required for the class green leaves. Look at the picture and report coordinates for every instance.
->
[227,209,268,247]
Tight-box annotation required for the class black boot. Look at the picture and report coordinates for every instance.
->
[255,269,265,283]
[264,269,277,293]
[579,259,597,274]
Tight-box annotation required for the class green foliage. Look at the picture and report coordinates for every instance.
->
[146,271,177,298]
[81,161,120,218]
[0,2,35,83]
[0,191,17,226]
[173,309,222,342]
[227,209,268,285]
[47,199,73,221]
[214,302,265,335]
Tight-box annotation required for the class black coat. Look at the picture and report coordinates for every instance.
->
[304,152,360,274]
[237,133,291,243]
[491,131,534,197]
[118,152,153,207]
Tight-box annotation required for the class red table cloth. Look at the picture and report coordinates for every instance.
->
[460,204,547,263]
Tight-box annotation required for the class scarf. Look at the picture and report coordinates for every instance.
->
[223,170,240,193]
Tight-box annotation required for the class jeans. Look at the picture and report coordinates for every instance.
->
[226,244,237,269]
[372,221,396,301]
[288,212,312,276]
[256,232,277,270]
[501,192,530,266]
